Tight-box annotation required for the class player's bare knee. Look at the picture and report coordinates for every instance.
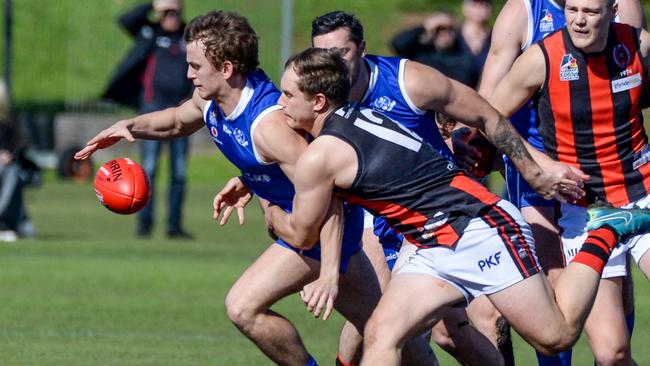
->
[224,290,258,331]
[534,332,575,355]
[593,350,630,366]
[591,341,630,366]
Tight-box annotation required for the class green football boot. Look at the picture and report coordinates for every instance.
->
[587,205,650,243]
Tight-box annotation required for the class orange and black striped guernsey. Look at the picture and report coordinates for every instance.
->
[537,23,650,207]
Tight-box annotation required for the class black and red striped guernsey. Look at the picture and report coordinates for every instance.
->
[537,23,650,207]
[321,103,500,248]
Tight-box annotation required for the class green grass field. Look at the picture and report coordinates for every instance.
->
[0,153,647,365]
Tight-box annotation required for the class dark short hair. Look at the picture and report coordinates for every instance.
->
[285,48,350,108]
[311,11,364,46]
[184,11,259,75]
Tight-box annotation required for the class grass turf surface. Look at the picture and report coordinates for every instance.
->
[0,152,648,365]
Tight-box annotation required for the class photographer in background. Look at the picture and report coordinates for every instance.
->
[391,9,480,88]
[103,0,194,239]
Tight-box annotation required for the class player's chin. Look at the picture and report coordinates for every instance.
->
[283,115,299,128]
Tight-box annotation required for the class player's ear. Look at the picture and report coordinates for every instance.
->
[221,60,234,79]
[313,93,328,112]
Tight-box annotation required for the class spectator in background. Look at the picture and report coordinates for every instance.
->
[459,0,492,72]
[0,80,38,242]
[391,9,480,88]
[103,0,194,239]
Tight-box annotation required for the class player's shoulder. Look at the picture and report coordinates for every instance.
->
[254,108,294,139]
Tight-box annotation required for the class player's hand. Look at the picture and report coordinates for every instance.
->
[300,275,338,321]
[452,127,481,173]
[533,160,589,203]
[74,121,135,160]
[213,176,253,226]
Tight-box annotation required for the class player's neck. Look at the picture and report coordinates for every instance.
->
[310,109,336,138]
[214,73,247,117]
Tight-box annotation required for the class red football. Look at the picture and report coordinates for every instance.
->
[94,158,151,215]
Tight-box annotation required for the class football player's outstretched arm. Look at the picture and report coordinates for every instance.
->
[74,89,206,160]
[405,54,587,201]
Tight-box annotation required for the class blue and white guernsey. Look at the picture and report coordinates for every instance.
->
[362,54,453,159]
[203,70,294,210]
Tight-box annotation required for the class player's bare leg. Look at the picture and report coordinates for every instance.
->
[337,229,390,365]
[338,230,439,366]
[638,251,650,280]
[225,244,320,365]
[583,277,632,366]
[465,206,564,366]
[361,274,465,366]
[395,242,498,365]
[465,296,510,364]
[334,242,383,364]
[430,307,504,366]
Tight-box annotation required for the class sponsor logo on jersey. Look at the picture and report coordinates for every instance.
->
[632,145,650,170]
[613,44,631,69]
[560,53,579,81]
[207,109,223,144]
[539,10,555,32]
[222,123,233,135]
[612,73,641,94]
[373,96,396,112]
[420,212,449,240]
[243,172,271,182]
[209,126,222,145]
[478,251,502,272]
[234,128,249,147]
[208,110,218,124]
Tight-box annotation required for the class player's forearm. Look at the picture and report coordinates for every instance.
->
[318,199,344,280]
[267,205,319,250]
[127,108,185,140]
[484,115,543,182]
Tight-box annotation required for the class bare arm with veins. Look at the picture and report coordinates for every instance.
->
[405,58,587,201]
[75,89,207,160]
